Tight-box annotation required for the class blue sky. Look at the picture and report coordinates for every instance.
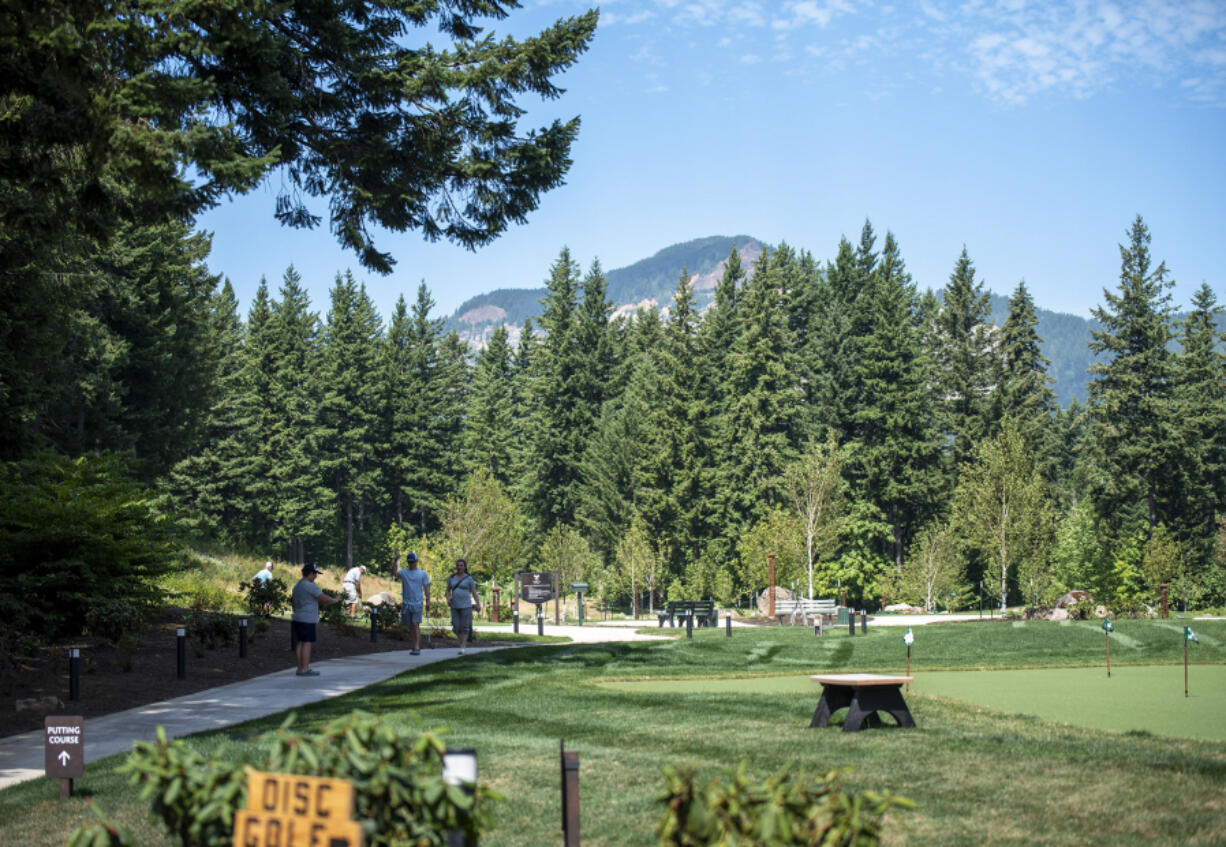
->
[198,0,1226,322]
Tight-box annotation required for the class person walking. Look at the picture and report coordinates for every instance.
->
[252,560,274,584]
[291,564,341,676]
[394,552,430,656]
[342,564,366,618]
[446,558,481,656]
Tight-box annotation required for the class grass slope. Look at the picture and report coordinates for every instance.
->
[2,621,1224,846]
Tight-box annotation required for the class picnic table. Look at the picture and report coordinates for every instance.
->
[808,674,916,733]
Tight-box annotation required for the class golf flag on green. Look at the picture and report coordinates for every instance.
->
[1102,617,1112,677]
[1184,625,1198,696]
[1185,626,1199,643]
[903,627,914,646]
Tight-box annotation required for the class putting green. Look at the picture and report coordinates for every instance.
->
[599,666,1226,740]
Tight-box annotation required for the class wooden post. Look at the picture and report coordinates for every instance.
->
[1160,583,1169,619]
[768,553,776,619]
[561,740,580,847]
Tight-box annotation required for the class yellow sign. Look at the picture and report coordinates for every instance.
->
[233,770,363,847]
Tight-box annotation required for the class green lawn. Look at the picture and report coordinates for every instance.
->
[3,620,1225,846]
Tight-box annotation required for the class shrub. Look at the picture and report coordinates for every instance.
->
[370,601,402,631]
[110,713,496,847]
[165,571,237,613]
[64,800,136,847]
[116,633,139,672]
[0,451,178,639]
[1067,600,1094,621]
[85,599,152,645]
[320,595,353,633]
[241,575,290,618]
[656,762,911,846]
[186,610,234,650]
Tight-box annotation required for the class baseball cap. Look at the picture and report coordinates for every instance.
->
[302,564,322,576]
[405,552,418,563]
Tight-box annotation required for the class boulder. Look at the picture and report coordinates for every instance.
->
[1094,605,1108,618]
[883,603,922,614]
[365,591,398,607]
[16,695,64,713]
[756,587,797,616]
[1054,590,1092,609]
[1049,607,1069,621]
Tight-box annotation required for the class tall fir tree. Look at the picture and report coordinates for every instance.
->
[992,281,1056,451]
[524,248,586,532]
[810,237,863,440]
[717,248,803,539]
[396,283,450,533]
[847,232,942,567]
[317,272,384,569]
[379,295,414,526]
[267,266,330,563]
[1172,282,1226,559]
[936,247,996,471]
[463,324,517,484]
[1087,215,1178,539]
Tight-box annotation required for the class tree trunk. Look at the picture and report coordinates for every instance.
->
[346,493,354,570]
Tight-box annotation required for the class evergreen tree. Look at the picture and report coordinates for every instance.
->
[847,233,942,566]
[992,280,1056,447]
[810,237,862,440]
[267,267,330,563]
[396,283,449,533]
[317,273,384,569]
[434,329,471,506]
[379,295,414,526]
[936,247,995,471]
[717,248,803,538]
[463,325,517,484]
[166,280,252,543]
[235,279,279,547]
[524,248,586,532]
[1173,283,1226,557]
[1087,215,1178,538]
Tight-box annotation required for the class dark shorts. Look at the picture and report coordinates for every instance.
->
[451,606,473,636]
[291,621,317,644]
[401,603,423,625]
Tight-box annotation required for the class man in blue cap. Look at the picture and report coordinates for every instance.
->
[394,552,430,655]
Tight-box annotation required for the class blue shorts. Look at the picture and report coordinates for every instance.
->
[401,603,423,625]
[291,621,316,643]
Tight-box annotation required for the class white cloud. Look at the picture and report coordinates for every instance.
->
[740,53,762,63]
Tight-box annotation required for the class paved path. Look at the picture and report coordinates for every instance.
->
[0,625,671,791]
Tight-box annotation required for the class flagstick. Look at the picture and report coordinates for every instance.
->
[906,645,911,690]
[1184,639,1189,698]
[1105,630,1111,678]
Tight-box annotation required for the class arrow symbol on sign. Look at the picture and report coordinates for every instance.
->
[57,751,71,766]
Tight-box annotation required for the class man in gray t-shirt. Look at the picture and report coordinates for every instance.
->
[291,564,341,676]
[394,552,430,656]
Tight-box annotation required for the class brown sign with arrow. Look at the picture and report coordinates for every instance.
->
[44,716,84,780]
[232,769,363,847]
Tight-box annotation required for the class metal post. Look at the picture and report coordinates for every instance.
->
[443,748,478,847]
[240,618,248,657]
[537,607,544,637]
[513,610,519,634]
[860,610,867,634]
[176,628,186,679]
[68,648,80,701]
[768,553,776,618]
[370,611,378,643]
[577,592,584,627]
[561,740,580,847]
[686,611,693,639]
[848,611,855,637]
[725,612,732,637]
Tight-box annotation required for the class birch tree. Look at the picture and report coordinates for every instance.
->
[786,436,847,599]
[953,418,1052,613]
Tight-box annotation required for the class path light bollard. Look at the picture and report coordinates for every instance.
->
[443,748,478,847]
[239,618,248,658]
[370,610,378,643]
[513,610,519,634]
[725,612,732,638]
[176,628,186,679]
[814,617,823,638]
[68,648,80,701]
[686,611,693,639]
[848,611,855,637]
[860,611,867,635]
[537,609,544,637]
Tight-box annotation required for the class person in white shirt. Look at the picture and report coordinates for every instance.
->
[252,561,274,584]
[342,565,366,618]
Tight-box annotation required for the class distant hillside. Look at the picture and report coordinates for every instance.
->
[445,235,1223,407]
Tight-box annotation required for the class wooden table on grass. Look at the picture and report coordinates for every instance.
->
[809,674,916,733]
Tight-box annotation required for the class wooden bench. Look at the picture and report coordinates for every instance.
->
[809,674,916,733]
[777,598,837,626]
[657,600,718,628]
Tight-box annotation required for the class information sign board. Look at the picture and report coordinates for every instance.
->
[44,716,84,779]
[520,571,556,604]
[233,769,363,847]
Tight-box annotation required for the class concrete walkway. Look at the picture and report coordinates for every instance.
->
[0,624,672,791]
